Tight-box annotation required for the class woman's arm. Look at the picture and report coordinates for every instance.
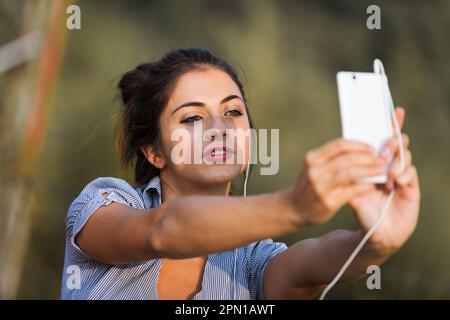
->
[262,229,387,299]
[77,138,384,265]
[76,189,302,264]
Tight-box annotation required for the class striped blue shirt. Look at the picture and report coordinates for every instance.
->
[60,175,288,300]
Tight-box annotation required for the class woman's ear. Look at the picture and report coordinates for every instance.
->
[141,146,166,170]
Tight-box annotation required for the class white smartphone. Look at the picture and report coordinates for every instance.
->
[336,71,393,184]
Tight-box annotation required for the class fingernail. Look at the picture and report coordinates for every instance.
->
[397,174,408,185]
[386,180,394,190]
[380,148,391,160]
[366,146,376,155]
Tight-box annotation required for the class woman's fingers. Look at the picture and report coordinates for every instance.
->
[391,165,420,200]
[385,149,412,191]
[396,165,416,187]
[379,133,409,161]
[326,164,387,189]
[341,183,376,202]
[318,151,386,177]
[383,132,412,191]
[388,150,412,181]
[393,106,405,130]
[329,183,375,209]
[305,138,373,167]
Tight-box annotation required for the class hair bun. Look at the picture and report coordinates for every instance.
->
[118,63,152,105]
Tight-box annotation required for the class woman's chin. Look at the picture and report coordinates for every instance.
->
[194,164,242,185]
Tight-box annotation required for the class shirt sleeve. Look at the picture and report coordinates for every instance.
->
[246,238,288,300]
[65,177,144,262]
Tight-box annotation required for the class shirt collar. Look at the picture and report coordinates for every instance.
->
[142,175,161,206]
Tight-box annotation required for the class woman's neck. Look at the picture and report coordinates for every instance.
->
[159,171,232,203]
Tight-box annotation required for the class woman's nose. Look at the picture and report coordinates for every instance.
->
[205,127,227,142]
[205,117,230,141]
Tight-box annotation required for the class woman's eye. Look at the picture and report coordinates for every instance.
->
[225,109,243,117]
[180,115,203,124]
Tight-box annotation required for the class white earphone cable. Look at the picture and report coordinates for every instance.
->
[233,131,252,299]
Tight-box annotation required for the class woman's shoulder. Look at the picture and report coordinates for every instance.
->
[81,176,138,191]
[79,176,141,196]
[69,176,146,212]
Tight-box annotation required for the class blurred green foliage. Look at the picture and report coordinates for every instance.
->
[1,0,449,299]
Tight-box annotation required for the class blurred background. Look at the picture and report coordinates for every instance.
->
[0,0,449,299]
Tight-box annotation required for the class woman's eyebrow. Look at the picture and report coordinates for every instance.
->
[171,101,205,115]
[171,94,244,115]
[221,94,244,104]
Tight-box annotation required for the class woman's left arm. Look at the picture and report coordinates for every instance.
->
[263,107,420,299]
[262,228,389,299]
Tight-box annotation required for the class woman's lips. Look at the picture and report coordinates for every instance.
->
[204,146,234,162]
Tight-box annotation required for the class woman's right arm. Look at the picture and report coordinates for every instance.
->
[76,138,386,264]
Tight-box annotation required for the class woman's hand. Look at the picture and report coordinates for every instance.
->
[349,107,420,257]
[289,137,388,225]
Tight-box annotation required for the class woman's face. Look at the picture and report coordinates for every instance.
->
[157,67,251,188]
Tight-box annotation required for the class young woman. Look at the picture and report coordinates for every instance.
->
[60,48,420,300]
